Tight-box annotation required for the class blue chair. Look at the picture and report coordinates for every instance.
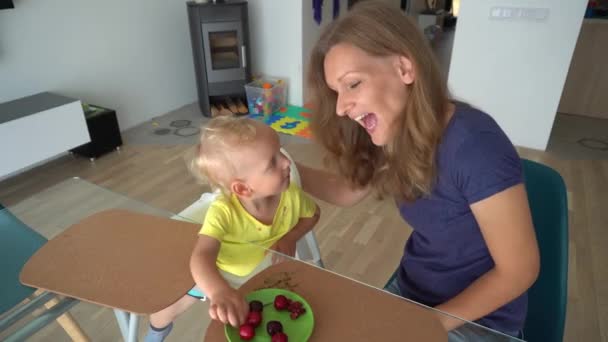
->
[383,159,568,341]
[521,159,568,342]
[0,203,88,341]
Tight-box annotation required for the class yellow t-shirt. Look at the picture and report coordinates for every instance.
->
[199,182,317,276]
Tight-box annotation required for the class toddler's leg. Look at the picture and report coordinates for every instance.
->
[144,295,198,342]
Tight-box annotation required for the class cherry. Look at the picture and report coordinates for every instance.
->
[289,307,306,320]
[266,320,283,336]
[246,311,262,328]
[271,332,289,342]
[288,301,303,312]
[274,295,289,311]
[239,324,255,340]
[249,300,264,312]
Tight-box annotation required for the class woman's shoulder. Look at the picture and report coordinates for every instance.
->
[440,102,518,164]
[447,102,504,138]
[440,102,523,200]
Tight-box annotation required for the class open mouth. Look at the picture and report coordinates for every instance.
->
[354,112,378,133]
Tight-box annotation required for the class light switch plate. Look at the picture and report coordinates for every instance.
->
[490,6,550,21]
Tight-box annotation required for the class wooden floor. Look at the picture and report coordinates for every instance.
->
[1,142,606,341]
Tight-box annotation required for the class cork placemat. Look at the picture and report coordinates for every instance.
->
[20,209,200,314]
[204,260,447,341]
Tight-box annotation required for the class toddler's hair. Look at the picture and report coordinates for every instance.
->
[188,116,259,193]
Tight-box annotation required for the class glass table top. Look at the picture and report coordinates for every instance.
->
[4,177,523,341]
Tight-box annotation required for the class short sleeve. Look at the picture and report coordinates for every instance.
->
[295,184,317,218]
[453,131,523,204]
[198,201,232,241]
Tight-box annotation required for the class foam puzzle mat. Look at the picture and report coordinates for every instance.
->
[248,105,312,139]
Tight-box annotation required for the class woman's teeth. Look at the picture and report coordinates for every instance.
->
[355,112,378,132]
[355,113,369,122]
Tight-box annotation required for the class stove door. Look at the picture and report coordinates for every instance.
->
[202,21,246,83]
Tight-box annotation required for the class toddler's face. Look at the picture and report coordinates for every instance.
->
[231,125,291,198]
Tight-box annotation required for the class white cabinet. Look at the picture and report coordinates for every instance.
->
[0,93,91,179]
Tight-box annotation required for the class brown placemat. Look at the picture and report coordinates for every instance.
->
[20,209,200,314]
[204,260,447,341]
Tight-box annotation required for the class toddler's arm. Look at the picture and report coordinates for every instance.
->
[190,235,248,327]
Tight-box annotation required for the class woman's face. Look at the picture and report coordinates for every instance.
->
[324,43,415,146]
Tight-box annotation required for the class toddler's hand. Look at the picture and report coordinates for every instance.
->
[208,287,248,327]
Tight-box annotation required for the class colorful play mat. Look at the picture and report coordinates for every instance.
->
[248,105,312,139]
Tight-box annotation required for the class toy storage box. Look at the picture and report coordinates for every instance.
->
[244,78,287,115]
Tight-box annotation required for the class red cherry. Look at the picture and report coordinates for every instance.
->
[267,320,283,336]
[239,324,255,340]
[271,332,289,342]
[246,311,262,328]
[249,300,264,312]
[289,307,306,320]
[288,301,303,312]
[274,295,289,310]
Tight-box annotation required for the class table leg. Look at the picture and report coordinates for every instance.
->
[113,309,129,341]
[3,297,79,342]
[43,295,89,341]
[127,312,139,342]
[113,309,140,342]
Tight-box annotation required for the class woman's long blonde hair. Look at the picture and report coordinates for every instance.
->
[307,2,449,202]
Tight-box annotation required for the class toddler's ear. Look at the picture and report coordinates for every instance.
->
[231,181,252,198]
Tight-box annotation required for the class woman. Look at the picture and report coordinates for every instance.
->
[297,2,539,340]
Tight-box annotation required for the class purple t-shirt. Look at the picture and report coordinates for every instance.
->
[397,103,526,335]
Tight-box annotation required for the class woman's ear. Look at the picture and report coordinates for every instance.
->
[396,55,415,85]
[231,180,252,198]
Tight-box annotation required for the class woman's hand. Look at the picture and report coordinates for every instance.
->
[435,312,466,332]
[269,235,297,264]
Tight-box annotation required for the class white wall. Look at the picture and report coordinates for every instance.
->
[247,0,352,106]
[448,0,587,150]
[301,0,349,103]
[0,0,197,130]
[247,0,303,105]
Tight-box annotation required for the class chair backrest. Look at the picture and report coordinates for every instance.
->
[521,159,569,342]
[282,147,302,188]
[0,204,48,314]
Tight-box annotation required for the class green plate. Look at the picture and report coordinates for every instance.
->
[225,288,314,341]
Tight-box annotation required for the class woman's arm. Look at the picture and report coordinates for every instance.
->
[435,183,540,330]
[270,204,321,257]
[295,162,371,206]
